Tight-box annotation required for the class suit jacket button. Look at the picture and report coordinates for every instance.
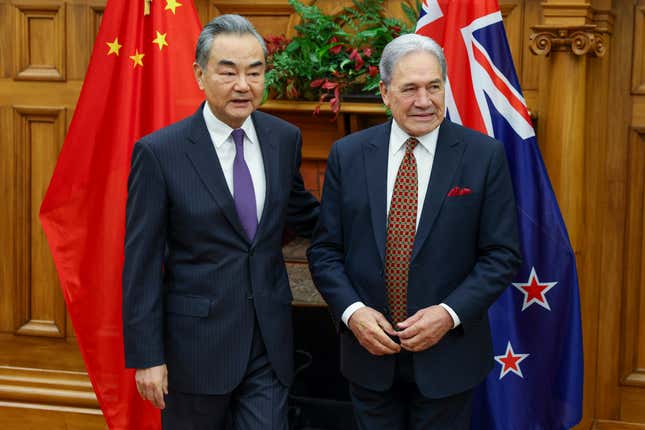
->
[247,292,253,300]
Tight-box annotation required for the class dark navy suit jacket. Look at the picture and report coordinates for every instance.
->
[307,119,521,399]
[122,105,319,395]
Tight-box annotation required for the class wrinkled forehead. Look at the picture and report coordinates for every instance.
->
[390,51,443,83]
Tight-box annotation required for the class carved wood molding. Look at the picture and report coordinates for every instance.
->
[0,365,99,413]
[593,420,645,430]
[529,24,606,57]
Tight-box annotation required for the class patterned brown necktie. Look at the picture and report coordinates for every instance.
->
[385,137,418,326]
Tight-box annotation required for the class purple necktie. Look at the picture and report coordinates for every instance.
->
[231,128,257,241]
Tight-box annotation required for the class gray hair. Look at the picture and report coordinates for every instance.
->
[379,34,447,86]
[195,14,267,69]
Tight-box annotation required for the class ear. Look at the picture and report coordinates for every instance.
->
[193,62,204,90]
[379,81,390,107]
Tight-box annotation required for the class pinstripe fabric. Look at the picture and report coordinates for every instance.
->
[123,104,319,400]
[161,322,288,430]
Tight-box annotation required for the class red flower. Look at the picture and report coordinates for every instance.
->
[328,37,342,55]
[322,80,338,90]
[329,97,339,114]
[368,65,378,77]
[349,49,364,71]
[264,35,290,55]
[310,78,325,88]
[362,47,372,58]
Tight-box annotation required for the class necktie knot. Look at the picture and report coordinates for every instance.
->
[232,128,245,148]
[405,137,419,153]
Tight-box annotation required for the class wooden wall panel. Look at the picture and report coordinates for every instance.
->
[592,0,645,427]
[633,6,645,93]
[212,1,296,37]
[622,128,645,392]
[0,107,16,333]
[13,1,66,81]
[12,106,67,338]
[0,2,11,78]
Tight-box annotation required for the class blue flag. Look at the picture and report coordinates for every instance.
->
[416,1,583,428]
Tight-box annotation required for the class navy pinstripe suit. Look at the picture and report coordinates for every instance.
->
[122,104,319,397]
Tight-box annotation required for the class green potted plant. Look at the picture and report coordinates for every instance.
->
[264,0,420,115]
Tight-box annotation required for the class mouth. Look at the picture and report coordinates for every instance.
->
[230,99,252,107]
[411,112,437,120]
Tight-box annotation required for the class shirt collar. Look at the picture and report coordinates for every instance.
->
[202,102,258,149]
[389,119,439,156]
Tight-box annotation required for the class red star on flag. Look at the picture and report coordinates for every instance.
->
[494,341,530,379]
[512,266,557,311]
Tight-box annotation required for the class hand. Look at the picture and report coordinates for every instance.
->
[396,305,453,352]
[135,364,168,409]
[347,307,401,356]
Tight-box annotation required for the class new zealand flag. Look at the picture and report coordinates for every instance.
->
[416,1,584,428]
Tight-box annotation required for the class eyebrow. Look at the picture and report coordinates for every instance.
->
[217,59,265,68]
[400,78,443,87]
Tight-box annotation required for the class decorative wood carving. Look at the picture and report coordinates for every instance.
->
[529,24,606,57]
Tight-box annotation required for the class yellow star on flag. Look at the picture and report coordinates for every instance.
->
[129,49,145,68]
[106,37,122,56]
[152,31,169,51]
[165,0,182,15]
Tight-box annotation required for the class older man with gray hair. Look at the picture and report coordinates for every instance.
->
[122,14,319,429]
[308,33,521,429]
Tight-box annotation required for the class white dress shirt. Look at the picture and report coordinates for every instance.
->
[202,103,266,224]
[341,120,461,329]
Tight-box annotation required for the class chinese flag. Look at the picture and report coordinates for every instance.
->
[39,0,203,428]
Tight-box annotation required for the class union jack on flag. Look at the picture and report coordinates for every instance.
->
[416,1,584,428]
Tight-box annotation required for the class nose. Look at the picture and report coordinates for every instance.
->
[234,75,250,92]
[414,88,433,108]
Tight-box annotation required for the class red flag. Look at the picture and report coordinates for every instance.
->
[39,0,203,428]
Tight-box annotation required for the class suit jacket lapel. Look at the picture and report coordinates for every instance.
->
[363,121,391,265]
[412,120,465,261]
[184,106,250,242]
[250,111,277,246]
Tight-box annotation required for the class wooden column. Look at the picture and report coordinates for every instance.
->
[530,8,607,252]
[530,3,610,430]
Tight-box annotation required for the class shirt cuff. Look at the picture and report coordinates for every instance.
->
[341,301,366,327]
[439,303,461,328]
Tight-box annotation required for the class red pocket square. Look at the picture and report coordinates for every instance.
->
[447,186,473,197]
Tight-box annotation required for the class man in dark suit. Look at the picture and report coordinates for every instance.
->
[122,15,319,429]
[307,33,521,429]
